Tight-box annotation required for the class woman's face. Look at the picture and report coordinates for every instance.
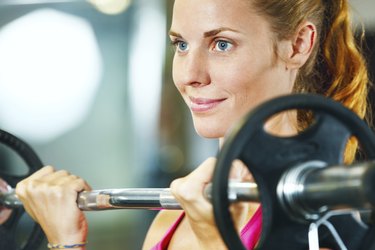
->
[170,0,294,138]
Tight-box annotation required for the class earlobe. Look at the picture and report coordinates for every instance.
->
[286,22,317,69]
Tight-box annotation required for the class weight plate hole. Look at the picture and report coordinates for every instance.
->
[263,109,316,138]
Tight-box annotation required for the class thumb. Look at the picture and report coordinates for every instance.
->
[189,157,217,184]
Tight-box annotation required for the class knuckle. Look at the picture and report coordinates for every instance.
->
[15,182,26,196]
[170,178,196,202]
[44,165,55,172]
[74,178,85,187]
[192,158,216,178]
[200,157,216,169]
[57,170,69,176]
[206,157,217,164]
[170,179,180,190]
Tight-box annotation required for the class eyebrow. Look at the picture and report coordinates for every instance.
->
[169,30,182,38]
[203,27,240,37]
[168,27,240,38]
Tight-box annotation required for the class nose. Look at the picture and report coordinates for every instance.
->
[173,49,211,88]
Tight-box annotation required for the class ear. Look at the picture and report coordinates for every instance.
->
[279,21,317,69]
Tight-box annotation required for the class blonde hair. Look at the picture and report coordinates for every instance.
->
[253,0,370,163]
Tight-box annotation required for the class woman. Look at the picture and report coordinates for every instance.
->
[16,0,370,249]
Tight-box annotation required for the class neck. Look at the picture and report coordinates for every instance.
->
[219,110,297,148]
[264,110,298,136]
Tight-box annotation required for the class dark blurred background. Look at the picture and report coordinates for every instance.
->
[0,0,373,249]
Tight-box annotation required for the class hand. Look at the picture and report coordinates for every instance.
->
[170,157,252,249]
[15,166,91,246]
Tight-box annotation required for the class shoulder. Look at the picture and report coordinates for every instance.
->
[142,210,183,250]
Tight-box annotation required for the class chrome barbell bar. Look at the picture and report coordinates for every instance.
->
[0,182,259,211]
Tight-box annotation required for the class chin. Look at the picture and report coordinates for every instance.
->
[194,123,227,139]
[192,114,239,139]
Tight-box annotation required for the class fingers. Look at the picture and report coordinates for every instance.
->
[15,165,90,243]
[39,170,91,192]
[171,157,216,202]
[170,157,217,224]
[26,165,55,180]
[188,157,216,181]
[15,166,55,220]
[15,166,89,221]
[171,157,253,208]
[170,157,255,235]
[170,157,231,247]
[16,167,88,199]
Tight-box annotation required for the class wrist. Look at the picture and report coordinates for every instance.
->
[46,233,88,250]
[47,241,88,249]
[45,226,88,248]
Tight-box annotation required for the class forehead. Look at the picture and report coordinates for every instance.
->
[170,0,270,38]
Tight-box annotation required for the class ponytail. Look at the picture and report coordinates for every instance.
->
[312,0,370,162]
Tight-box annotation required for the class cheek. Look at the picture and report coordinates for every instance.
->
[216,59,277,112]
[172,56,178,84]
[214,61,256,98]
[172,57,183,91]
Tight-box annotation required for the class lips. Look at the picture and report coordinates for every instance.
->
[189,96,226,112]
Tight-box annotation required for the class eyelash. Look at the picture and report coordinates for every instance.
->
[170,39,187,52]
[170,38,234,53]
[213,39,233,52]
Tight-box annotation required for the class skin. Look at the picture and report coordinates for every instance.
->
[169,0,296,140]
[15,0,317,249]
[16,166,90,248]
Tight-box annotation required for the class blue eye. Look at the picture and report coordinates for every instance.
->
[175,41,189,52]
[215,40,233,51]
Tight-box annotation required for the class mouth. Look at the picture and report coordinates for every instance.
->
[189,96,227,113]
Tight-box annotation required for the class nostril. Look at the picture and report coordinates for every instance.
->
[190,82,205,87]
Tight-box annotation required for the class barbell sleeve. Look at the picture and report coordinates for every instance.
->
[277,160,375,221]
[0,182,259,211]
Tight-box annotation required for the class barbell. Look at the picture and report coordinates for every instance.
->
[0,181,259,210]
[1,94,375,250]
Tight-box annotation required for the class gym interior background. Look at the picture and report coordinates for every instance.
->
[0,0,374,249]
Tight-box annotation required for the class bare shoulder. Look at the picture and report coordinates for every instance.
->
[142,210,183,250]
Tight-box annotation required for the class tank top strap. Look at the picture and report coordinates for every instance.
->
[240,206,262,250]
[150,212,185,250]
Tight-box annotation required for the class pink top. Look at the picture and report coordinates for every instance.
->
[150,206,262,250]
